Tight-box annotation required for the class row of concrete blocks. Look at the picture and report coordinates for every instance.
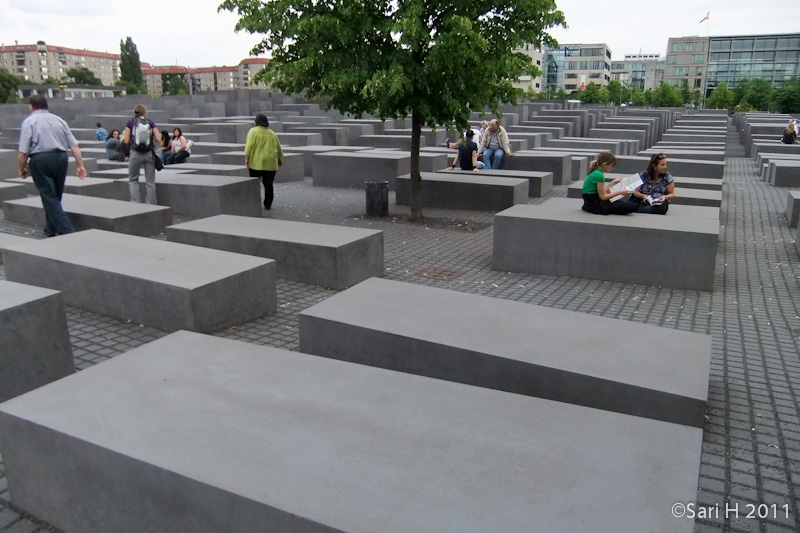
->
[760,158,800,187]
[0,274,709,531]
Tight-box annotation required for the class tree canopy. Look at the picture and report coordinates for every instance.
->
[164,74,189,96]
[120,37,146,94]
[706,82,732,110]
[773,78,800,114]
[219,0,565,221]
[66,66,102,86]
[0,68,24,103]
[650,82,683,108]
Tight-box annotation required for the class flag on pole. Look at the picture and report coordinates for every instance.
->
[699,12,709,23]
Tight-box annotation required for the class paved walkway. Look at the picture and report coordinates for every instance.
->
[1,123,800,532]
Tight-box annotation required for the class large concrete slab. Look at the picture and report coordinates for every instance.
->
[0,280,73,402]
[0,233,34,263]
[499,152,572,185]
[3,230,276,333]
[493,199,719,291]
[167,215,383,290]
[786,191,800,228]
[312,151,410,189]
[396,172,528,210]
[3,194,172,236]
[435,168,553,197]
[300,277,711,427]
[0,182,28,203]
[6,176,123,200]
[0,330,702,533]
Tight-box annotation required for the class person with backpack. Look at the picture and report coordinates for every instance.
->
[123,104,162,204]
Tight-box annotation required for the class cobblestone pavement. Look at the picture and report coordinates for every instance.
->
[2,123,800,532]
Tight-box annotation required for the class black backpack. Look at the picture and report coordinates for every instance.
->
[131,116,154,152]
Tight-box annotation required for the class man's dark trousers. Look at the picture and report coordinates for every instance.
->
[29,150,75,235]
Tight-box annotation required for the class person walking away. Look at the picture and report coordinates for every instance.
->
[17,94,87,237]
[244,114,283,210]
[123,104,161,204]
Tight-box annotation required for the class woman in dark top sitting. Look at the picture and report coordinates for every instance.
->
[105,130,121,160]
[782,121,797,145]
[630,153,675,215]
[156,130,172,166]
[581,152,637,215]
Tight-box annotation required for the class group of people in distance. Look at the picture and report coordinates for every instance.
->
[96,120,192,166]
[445,118,515,172]
[582,152,675,216]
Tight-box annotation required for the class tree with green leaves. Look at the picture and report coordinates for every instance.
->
[630,87,646,107]
[0,68,24,103]
[741,78,772,111]
[120,37,146,94]
[651,82,683,107]
[679,80,691,105]
[706,82,733,110]
[66,66,102,86]
[554,87,568,100]
[772,78,800,114]
[220,0,565,222]
[163,74,189,96]
[606,80,623,105]
[41,76,60,85]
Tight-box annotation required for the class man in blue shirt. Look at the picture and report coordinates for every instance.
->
[17,94,87,237]
[95,122,108,141]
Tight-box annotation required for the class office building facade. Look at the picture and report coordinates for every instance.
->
[544,43,612,93]
[610,54,665,91]
[0,41,120,86]
[664,33,800,97]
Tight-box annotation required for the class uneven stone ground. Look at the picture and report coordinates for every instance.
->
[1,124,800,532]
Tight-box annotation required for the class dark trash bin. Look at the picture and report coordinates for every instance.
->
[365,181,389,217]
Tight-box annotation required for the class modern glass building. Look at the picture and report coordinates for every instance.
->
[610,54,665,91]
[664,33,800,97]
[544,43,612,93]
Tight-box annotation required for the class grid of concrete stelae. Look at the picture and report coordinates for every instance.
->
[1,123,800,532]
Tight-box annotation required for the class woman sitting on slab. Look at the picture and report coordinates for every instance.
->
[581,152,637,215]
[629,153,675,215]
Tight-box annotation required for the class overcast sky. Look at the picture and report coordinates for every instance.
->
[1,0,798,68]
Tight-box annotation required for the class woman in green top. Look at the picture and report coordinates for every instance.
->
[245,113,283,210]
[581,152,637,215]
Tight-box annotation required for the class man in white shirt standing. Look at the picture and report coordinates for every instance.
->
[17,94,87,237]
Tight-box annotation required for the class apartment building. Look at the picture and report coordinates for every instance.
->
[544,43,612,93]
[144,59,268,95]
[513,43,546,93]
[610,54,665,91]
[0,41,119,86]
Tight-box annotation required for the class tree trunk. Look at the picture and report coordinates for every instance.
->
[410,112,424,223]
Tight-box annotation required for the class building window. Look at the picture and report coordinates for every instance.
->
[565,73,577,79]
[673,67,689,76]
[693,55,705,64]
[671,43,678,52]
[564,84,577,90]
[711,40,731,51]
[682,42,697,52]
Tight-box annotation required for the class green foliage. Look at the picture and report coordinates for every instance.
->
[66,66,102,85]
[219,0,565,221]
[606,80,623,104]
[163,74,189,96]
[575,82,606,104]
[120,37,145,88]
[651,82,683,107]
[643,88,653,105]
[741,78,772,111]
[41,76,60,85]
[0,68,24,103]
[707,82,733,110]
[680,80,691,105]
[630,87,646,106]
[731,78,749,108]
[772,78,800,114]
[554,87,568,100]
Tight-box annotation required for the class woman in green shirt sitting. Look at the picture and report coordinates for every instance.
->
[581,152,637,215]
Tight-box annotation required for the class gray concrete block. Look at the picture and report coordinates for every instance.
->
[435,168,553,197]
[187,142,245,156]
[637,149,725,162]
[167,215,383,290]
[360,150,448,173]
[300,277,711,427]
[0,233,35,263]
[0,182,28,203]
[286,126,348,146]
[566,181,722,206]
[312,152,410,189]
[493,199,719,291]
[770,160,800,187]
[613,156,724,179]
[6,176,123,200]
[786,191,800,228]
[4,194,172,237]
[396,172,528,210]
[284,145,373,176]
[0,330,702,533]
[0,280,73,403]
[3,230,276,333]
[160,162,249,177]
[275,132,323,147]
[357,135,425,150]
[501,152,572,185]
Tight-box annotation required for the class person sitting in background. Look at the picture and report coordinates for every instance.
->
[581,152,637,215]
[477,119,514,169]
[629,153,675,215]
[95,122,108,141]
[156,130,172,166]
[166,128,191,164]
[782,121,797,145]
[446,130,484,172]
[105,129,121,160]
